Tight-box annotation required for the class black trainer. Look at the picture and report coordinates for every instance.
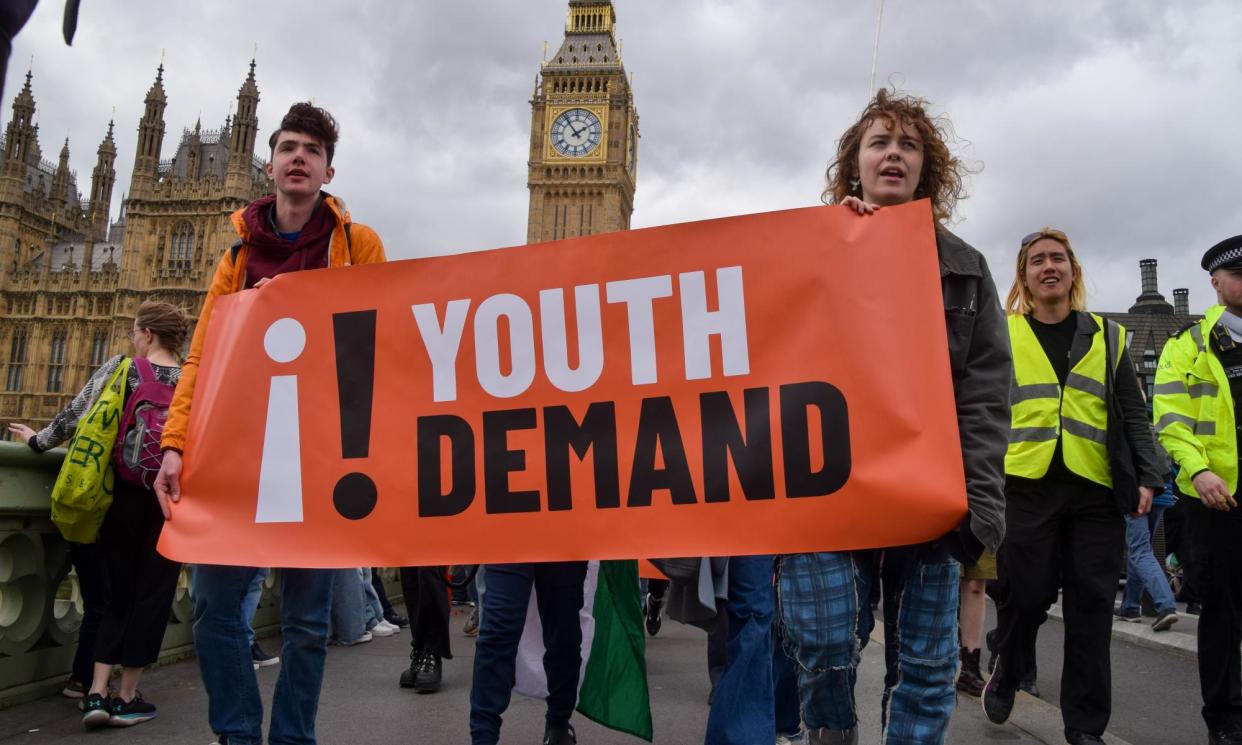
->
[543,723,577,745]
[1064,728,1104,744]
[252,641,280,669]
[1152,608,1179,632]
[108,693,157,727]
[645,592,663,637]
[385,611,410,628]
[981,661,1016,725]
[81,693,110,729]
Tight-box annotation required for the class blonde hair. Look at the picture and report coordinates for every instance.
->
[1004,227,1087,316]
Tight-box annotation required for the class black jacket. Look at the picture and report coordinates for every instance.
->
[1065,311,1165,491]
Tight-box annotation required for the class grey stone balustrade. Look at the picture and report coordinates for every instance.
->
[0,441,402,707]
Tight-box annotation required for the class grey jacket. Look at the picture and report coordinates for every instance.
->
[938,228,1012,555]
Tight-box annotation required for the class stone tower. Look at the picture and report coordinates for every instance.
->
[527,0,638,243]
[116,60,270,328]
[87,121,116,242]
[130,64,166,198]
[2,71,38,172]
[226,60,260,195]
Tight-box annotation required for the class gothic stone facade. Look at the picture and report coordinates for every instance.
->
[0,63,271,436]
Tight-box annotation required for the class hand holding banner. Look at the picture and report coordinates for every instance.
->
[159,201,966,567]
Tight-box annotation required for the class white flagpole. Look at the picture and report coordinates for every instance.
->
[868,0,886,100]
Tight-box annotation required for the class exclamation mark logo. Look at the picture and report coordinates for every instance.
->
[332,310,378,520]
[255,318,307,523]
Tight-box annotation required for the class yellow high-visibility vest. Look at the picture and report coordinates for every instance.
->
[1005,312,1124,486]
[1154,306,1236,498]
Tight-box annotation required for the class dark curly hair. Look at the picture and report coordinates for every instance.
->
[822,88,967,225]
[268,102,340,165]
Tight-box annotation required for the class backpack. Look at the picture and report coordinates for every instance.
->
[112,357,175,489]
[50,358,131,543]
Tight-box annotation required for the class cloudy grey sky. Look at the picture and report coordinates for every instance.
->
[9,0,1239,313]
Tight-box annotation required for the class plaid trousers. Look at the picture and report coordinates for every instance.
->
[778,545,960,744]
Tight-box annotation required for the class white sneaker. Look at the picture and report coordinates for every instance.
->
[338,630,373,646]
[371,621,397,637]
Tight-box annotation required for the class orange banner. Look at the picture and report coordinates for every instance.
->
[159,202,966,567]
[639,560,667,581]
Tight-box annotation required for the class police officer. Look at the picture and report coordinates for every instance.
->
[1155,235,1242,745]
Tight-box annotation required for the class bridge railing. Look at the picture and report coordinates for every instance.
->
[0,441,401,708]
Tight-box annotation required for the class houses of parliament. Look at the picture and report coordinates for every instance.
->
[0,0,638,436]
[0,60,271,434]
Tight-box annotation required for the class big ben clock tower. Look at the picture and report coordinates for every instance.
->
[527,0,637,244]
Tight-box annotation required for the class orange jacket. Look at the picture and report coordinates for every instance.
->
[161,194,386,452]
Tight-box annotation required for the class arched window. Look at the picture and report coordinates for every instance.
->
[46,330,67,392]
[5,327,28,391]
[170,222,195,270]
[88,330,108,374]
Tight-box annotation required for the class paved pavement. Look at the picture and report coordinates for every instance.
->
[1034,595,1203,745]
[0,600,1197,744]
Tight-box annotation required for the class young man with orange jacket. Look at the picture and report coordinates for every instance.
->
[154,102,385,745]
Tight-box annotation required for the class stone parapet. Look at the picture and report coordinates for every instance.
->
[0,442,406,708]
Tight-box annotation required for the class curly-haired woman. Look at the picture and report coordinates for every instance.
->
[776,89,1011,745]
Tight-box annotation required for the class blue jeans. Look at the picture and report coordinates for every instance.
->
[242,568,268,648]
[328,569,367,642]
[773,620,802,737]
[706,554,776,745]
[476,565,486,625]
[193,565,333,745]
[469,562,587,745]
[1121,506,1176,615]
[779,545,960,745]
[361,568,384,628]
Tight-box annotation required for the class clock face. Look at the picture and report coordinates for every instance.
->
[551,108,602,157]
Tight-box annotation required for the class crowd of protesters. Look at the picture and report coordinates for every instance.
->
[6,86,1240,745]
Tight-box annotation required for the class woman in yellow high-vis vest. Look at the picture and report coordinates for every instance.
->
[981,228,1165,745]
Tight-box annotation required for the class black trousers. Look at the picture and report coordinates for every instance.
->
[1186,498,1242,731]
[647,578,669,600]
[400,566,452,659]
[93,479,182,668]
[993,477,1123,736]
[68,541,111,685]
[1164,494,1202,604]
